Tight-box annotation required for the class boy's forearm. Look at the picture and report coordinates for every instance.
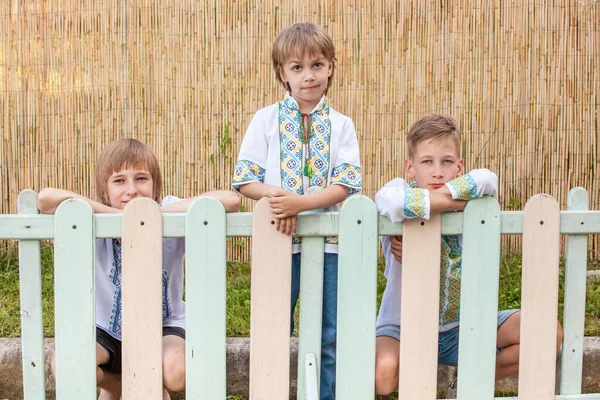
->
[37,188,119,214]
[238,182,283,200]
[296,184,349,212]
[429,189,467,213]
[160,190,241,213]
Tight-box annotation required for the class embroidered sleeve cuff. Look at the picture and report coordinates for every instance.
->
[331,163,362,194]
[232,160,266,191]
[445,174,478,200]
[403,188,431,219]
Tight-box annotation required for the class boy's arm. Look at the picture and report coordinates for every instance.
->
[237,182,287,201]
[268,184,349,218]
[445,168,499,200]
[160,190,241,213]
[375,179,466,223]
[37,188,120,214]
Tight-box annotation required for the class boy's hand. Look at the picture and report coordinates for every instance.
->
[275,215,298,236]
[390,235,403,263]
[269,191,305,218]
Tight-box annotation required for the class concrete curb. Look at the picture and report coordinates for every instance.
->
[1,337,599,399]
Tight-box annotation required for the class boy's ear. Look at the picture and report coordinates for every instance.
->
[456,158,464,177]
[327,61,333,77]
[404,159,414,179]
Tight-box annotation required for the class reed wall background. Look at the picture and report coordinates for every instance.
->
[1,1,598,258]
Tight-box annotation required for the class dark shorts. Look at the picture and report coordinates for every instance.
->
[96,326,186,374]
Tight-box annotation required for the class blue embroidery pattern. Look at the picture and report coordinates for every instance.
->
[439,235,462,326]
[447,174,478,200]
[331,163,362,194]
[109,239,123,335]
[232,160,266,189]
[403,188,427,218]
[162,270,171,320]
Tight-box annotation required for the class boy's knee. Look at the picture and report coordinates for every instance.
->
[374,352,399,395]
[163,357,185,392]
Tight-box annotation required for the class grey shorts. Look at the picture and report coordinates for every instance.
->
[376,309,519,366]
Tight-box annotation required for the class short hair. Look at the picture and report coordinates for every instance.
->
[406,114,461,159]
[95,138,163,205]
[272,22,336,93]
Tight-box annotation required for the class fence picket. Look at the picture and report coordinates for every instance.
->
[53,199,96,399]
[249,198,292,399]
[398,214,441,399]
[121,198,163,399]
[560,187,590,394]
[185,197,227,399]
[457,197,502,399]
[336,196,378,399]
[519,194,561,399]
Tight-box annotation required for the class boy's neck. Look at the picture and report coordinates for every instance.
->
[287,93,325,114]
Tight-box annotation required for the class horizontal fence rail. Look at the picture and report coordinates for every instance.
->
[1,188,599,399]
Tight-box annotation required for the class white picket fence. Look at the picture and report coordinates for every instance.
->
[1,188,599,399]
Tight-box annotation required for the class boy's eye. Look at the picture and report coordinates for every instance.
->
[314,62,322,68]
[113,179,124,183]
[421,160,431,164]
[444,159,454,164]
[292,65,301,71]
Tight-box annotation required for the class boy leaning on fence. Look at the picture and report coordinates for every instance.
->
[373,114,564,396]
[37,138,240,400]
[231,22,361,400]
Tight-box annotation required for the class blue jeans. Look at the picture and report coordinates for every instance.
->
[291,252,338,400]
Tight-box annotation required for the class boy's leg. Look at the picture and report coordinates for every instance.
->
[290,253,302,335]
[374,335,400,395]
[319,252,338,400]
[162,329,186,399]
[495,310,564,381]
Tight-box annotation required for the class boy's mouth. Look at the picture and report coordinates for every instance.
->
[430,183,445,189]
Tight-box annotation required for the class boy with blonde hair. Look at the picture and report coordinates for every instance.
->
[373,114,563,395]
[38,138,240,400]
[232,22,361,400]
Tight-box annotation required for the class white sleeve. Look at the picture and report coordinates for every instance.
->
[374,178,431,223]
[444,168,498,200]
[330,118,361,194]
[232,112,268,190]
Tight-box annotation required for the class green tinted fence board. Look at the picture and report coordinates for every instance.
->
[297,236,325,400]
[121,198,163,399]
[53,199,96,399]
[519,194,561,399]
[185,197,227,399]
[336,196,378,399]
[560,187,590,394]
[457,197,502,400]
[17,190,46,400]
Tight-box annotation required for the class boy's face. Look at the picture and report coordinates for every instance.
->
[405,138,464,189]
[106,167,154,209]
[281,52,333,113]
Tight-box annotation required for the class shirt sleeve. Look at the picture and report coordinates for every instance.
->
[330,119,362,194]
[444,168,498,200]
[232,112,268,191]
[374,178,431,223]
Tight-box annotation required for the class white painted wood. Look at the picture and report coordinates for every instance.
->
[54,199,96,399]
[121,198,163,400]
[518,194,561,400]
[304,352,319,400]
[249,198,293,399]
[17,190,46,400]
[560,187,589,394]
[185,197,227,399]
[398,214,441,399]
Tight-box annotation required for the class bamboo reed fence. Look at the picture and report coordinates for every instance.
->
[1,0,598,259]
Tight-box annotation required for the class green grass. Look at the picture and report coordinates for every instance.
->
[1,242,599,338]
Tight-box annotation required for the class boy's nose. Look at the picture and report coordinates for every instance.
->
[126,182,139,195]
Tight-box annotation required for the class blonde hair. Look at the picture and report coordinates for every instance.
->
[96,139,162,205]
[272,22,336,93]
[407,114,461,159]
